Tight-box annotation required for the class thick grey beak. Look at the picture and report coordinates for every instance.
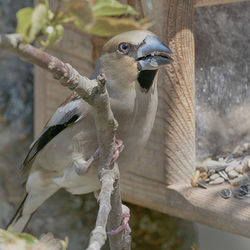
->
[137,36,173,71]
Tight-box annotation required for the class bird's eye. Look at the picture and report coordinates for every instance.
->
[118,42,130,54]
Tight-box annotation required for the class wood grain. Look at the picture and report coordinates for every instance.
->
[139,0,196,185]
[121,171,250,238]
[163,0,195,185]
[195,0,250,7]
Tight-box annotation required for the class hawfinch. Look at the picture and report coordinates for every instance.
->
[8,30,173,232]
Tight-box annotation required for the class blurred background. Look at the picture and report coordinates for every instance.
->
[0,0,249,249]
[195,2,250,162]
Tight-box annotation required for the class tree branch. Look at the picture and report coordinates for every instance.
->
[107,179,131,250]
[87,164,119,250]
[0,33,129,249]
[0,34,98,105]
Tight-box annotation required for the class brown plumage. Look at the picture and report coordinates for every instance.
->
[7,30,173,232]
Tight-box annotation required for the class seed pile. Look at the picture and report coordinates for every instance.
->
[191,142,250,199]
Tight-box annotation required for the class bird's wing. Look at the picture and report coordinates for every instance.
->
[22,92,85,172]
[23,61,101,172]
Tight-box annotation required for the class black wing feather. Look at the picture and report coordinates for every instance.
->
[22,64,99,172]
[22,114,80,171]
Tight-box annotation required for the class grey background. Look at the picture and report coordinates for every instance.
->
[195,2,250,161]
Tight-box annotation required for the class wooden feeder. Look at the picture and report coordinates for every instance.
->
[34,0,250,238]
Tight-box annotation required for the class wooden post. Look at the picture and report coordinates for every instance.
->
[137,0,195,185]
[163,0,195,185]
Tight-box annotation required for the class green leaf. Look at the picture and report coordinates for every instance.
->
[93,0,138,17]
[16,7,33,41]
[84,16,149,37]
[0,229,37,248]
[29,3,48,42]
[16,233,37,245]
[60,236,69,250]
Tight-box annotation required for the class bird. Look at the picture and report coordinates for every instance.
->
[7,30,173,233]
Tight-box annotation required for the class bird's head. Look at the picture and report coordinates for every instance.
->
[98,30,173,92]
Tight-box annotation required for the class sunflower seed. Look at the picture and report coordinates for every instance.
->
[209,177,224,185]
[218,171,229,181]
[206,160,227,171]
[228,170,239,179]
[191,170,200,187]
[210,173,220,181]
[208,169,216,176]
[230,176,250,186]
[198,179,207,189]
[225,163,236,173]
[220,188,232,199]
[234,191,245,199]
[196,165,208,172]
[235,164,245,174]
[200,172,208,180]
[239,184,249,194]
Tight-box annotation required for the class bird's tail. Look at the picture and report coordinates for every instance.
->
[6,193,32,233]
[6,184,60,233]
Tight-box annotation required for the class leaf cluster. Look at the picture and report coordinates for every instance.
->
[16,0,151,47]
[0,229,68,250]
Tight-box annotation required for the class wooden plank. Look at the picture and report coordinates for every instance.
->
[195,0,250,7]
[138,0,195,185]
[121,173,250,238]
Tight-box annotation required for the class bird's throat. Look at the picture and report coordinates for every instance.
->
[137,70,158,92]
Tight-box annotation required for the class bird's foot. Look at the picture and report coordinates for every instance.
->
[108,204,131,235]
[73,149,99,175]
[73,139,123,176]
[111,139,124,164]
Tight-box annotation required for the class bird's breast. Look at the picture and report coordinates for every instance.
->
[111,81,158,170]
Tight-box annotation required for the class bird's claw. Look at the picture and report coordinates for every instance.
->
[111,139,124,164]
[73,139,123,176]
[73,149,99,175]
[108,204,131,235]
